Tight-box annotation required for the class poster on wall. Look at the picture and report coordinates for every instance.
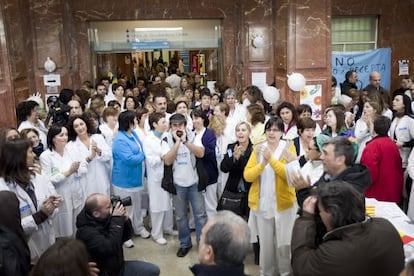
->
[300,84,323,120]
[332,48,391,90]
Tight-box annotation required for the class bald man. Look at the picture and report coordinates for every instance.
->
[76,193,160,276]
[190,210,250,275]
[364,71,391,108]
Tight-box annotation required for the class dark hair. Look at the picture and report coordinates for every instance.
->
[0,139,32,187]
[264,116,284,133]
[373,115,391,137]
[0,127,20,145]
[331,76,337,88]
[20,128,40,142]
[47,125,66,150]
[149,112,165,130]
[296,104,313,116]
[59,88,74,105]
[345,70,356,81]
[66,114,94,141]
[124,95,140,110]
[325,106,347,133]
[276,101,298,124]
[169,113,187,126]
[200,87,212,99]
[243,85,264,103]
[175,100,189,111]
[392,94,413,116]
[296,117,316,135]
[192,108,209,127]
[247,104,265,126]
[118,110,136,131]
[323,137,355,166]
[112,83,124,93]
[16,100,39,124]
[317,180,365,229]
[31,238,90,276]
[107,100,121,109]
[135,107,149,124]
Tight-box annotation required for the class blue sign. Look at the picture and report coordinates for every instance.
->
[332,48,392,90]
[131,41,170,50]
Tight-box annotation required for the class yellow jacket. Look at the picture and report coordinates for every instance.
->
[244,143,296,212]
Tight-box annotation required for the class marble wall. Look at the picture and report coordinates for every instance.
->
[0,0,413,127]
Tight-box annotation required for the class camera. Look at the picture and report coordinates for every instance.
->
[176,130,183,137]
[45,96,70,126]
[110,195,132,207]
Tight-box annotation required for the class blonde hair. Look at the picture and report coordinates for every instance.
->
[209,115,226,132]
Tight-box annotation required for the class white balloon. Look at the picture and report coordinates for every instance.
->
[287,73,306,91]
[263,85,280,104]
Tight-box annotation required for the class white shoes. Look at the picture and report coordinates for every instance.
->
[138,228,151,239]
[164,230,178,236]
[153,237,167,245]
[123,239,135,248]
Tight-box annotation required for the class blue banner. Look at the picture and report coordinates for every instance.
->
[332,48,392,91]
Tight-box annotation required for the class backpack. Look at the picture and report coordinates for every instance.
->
[0,225,30,276]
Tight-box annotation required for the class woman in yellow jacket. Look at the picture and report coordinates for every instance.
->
[244,116,298,276]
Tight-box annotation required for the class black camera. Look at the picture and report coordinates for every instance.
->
[110,195,132,207]
[45,96,70,126]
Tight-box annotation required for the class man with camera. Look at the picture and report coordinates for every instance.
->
[76,193,160,276]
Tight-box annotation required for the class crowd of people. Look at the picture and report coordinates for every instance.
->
[0,64,414,275]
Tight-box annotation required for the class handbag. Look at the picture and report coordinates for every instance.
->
[217,190,246,216]
[161,164,176,195]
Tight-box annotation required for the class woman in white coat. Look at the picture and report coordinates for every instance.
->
[40,125,86,238]
[0,138,61,264]
[66,114,112,196]
[143,112,175,245]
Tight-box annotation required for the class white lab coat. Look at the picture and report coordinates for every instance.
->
[0,174,57,264]
[66,134,111,196]
[18,119,48,146]
[40,149,86,237]
[143,132,172,212]
[390,115,414,168]
[354,119,373,163]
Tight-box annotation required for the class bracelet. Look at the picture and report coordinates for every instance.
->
[182,140,188,145]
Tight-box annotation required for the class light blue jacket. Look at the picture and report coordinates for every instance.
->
[112,130,145,188]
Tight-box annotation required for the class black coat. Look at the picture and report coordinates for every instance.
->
[190,263,245,276]
[76,208,133,276]
[220,141,253,193]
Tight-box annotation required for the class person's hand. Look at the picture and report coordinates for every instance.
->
[262,146,272,162]
[70,161,80,174]
[303,196,318,214]
[112,202,126,217]
[29,163,42,175]
[90,140,98,159]
[180,130,187,144]
[395,140,404,148]
[281,149,297,163]
[289,170,311,191]
[346,114,355,127]
[40,195,61,215]
[88,262,100,276]
[233,144,244,160]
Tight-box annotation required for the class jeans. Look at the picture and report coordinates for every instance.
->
[172,183,207,248]
[123,260,160,276]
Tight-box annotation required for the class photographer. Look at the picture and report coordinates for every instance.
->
[45,95,70,126]
[76,193,160,276]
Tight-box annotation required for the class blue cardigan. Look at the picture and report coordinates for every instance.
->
[112,130,145,188]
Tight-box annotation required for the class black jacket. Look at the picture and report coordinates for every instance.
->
[340,80,357,96]
[75,208,133,276]
[190,263,245,276]
[296,163,371,208]
[296,164,372,245]
[220,141,253,193]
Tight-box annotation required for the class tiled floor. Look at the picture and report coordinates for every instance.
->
[124,233,260,276]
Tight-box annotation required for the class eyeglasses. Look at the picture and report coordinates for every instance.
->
[266,128,281,132]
